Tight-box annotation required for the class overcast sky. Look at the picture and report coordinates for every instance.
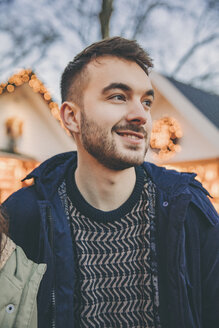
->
[0,0,218,103]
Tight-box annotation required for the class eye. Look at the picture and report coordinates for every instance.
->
[142,99,152,108]
[109,94,126,102]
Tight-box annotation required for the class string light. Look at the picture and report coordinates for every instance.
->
[7,84,15,93]
[0,157,39,203]
[0,68,71,134]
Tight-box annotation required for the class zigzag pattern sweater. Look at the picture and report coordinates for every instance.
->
[59,166,160,328]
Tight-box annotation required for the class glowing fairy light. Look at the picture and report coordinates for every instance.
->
[0,69,71,135]
[150,116,183,160]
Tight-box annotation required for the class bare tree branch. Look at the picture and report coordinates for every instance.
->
[172,34,219,75]
[0,0,218,94]
[131,0,185,38]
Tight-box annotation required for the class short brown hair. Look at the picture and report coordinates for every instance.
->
[0,207,9,258]
[60,36,153,105]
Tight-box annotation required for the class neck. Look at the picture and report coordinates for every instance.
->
[75,154,136,211]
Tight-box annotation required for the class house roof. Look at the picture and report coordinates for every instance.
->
[0,69,60,117]
[0,69,69,133]
[166,76,219,129]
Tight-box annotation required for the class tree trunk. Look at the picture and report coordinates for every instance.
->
[99,0,114,39]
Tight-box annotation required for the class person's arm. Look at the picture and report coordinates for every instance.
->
[186,200,219,328]
[200,212,219,327]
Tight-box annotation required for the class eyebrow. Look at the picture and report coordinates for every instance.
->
[145,89,154,99]
[102,82,154,99]
[102,83,131,94]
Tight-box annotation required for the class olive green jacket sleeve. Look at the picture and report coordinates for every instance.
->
[0,245,46,328]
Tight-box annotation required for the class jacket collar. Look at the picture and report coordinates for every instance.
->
[142,161,197,195]
[23,151,218,225]
[23,151,77,200]
[25,152,196,191]
[25,152,195,199]
[143,162,218,226]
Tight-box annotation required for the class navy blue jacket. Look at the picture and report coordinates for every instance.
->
[3,152,219,328]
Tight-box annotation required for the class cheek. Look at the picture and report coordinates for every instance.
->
[83,97,127,129]
[96,113,123,130]
[84,103,120,123]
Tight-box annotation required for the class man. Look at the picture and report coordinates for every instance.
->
[4,37,219,328]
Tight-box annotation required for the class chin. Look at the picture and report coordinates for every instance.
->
[103,152,146,171]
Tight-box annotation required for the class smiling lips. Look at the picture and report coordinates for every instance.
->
[116,130,145,142]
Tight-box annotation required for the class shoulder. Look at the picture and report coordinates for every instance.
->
[2,186,42,260]
[142,162,196,193]
[142,162,219,225]
[187,179,219,226]
[3,184,39,210]
[3,185,40,226]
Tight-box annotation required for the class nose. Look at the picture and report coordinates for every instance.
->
[126,101,148,125]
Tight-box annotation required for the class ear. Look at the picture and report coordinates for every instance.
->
[60,101,80,134]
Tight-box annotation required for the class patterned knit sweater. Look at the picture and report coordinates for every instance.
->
[59,166,160,328]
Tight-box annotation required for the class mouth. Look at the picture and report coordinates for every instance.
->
[116,130,144,140]
[115,130,145,145]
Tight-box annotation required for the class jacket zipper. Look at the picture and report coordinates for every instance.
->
[51,289,56,328]
[46,206,56,328]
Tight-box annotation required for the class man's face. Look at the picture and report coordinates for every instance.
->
[77,56,154,170]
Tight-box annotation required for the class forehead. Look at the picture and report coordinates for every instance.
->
[85,56,152,92]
